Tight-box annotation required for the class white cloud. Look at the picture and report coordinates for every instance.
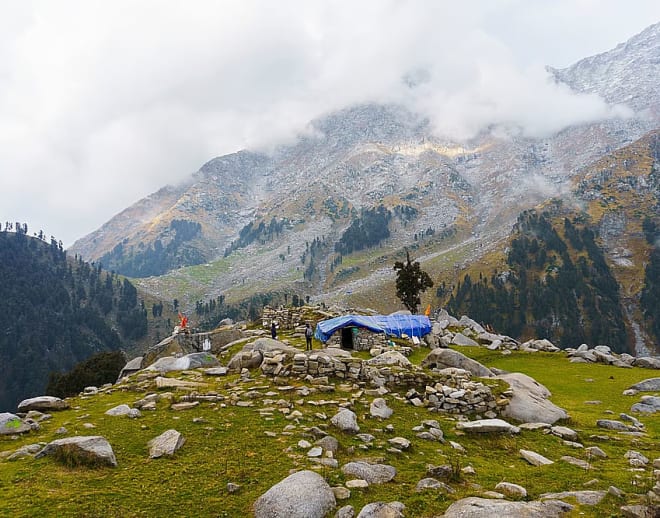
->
[0,0,657,245]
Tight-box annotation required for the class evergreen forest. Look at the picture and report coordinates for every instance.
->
[446,210,630,352]
[0,230,146,411]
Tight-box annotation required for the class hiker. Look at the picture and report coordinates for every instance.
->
[271,321,277,339]
[305,323,313,351]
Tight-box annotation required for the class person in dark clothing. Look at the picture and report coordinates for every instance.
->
[305,323,313,351]
[271,321,277,339]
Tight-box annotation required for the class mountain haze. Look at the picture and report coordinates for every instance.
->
[69,23,660,355]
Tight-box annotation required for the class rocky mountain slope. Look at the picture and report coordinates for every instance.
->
[69,23,660,354]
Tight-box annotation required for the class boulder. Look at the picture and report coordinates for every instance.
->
[495,482,528,499]
[335,505,355,518]
[519,449,554,466]
[632,357,660,369]
[253,470,336,518]
[540,490,606,505]
[244,337,300,357]
[364,351,411,368]
[456,419,520,434]
[443,497,573,517]
[497,372,568,424]
[227,350,264,372]
[148,429,185,458]
[341,461,396,484]
[521,339,560,352]
[597,419,634,432]
[421,349,493,378]
[17,396,69,412]
[105,404,133,416]
[315,435,340,455]
[0,412,31,435]
[117,356,143,380]
[331,409,360,434]
[451,333,480,347]
[35,436,117,467]
[415,478,453,492]
[356,501,405,518]
[631,395,660,413]
[146,352,219,373]
[370,398,393,419]
[628,378,660,392]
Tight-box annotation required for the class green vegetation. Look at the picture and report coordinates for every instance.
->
[46,351,126,398]
[100,219,205,277]
[335,205,392,255]
[0,231,146,411]
[394,250,434,313]
[224,217,290,257]
[447,209,628,351]
[0,338,658,517]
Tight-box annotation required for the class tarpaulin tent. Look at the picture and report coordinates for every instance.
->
[314,313,432,343]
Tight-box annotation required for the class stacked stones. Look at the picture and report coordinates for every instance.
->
[324,330,391,352]
[404,371,499,415]
[262,306,309,330]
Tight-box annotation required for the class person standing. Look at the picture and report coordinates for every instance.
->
[305,323,313,351]
[271,321,277,339]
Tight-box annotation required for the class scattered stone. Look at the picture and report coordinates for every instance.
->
[608,486,625,498]
[421,348,493,377]
[585,446,607,459]
[171,401,200,411]
[0,412,31,435]
[331,409,360,434]
[387,437,410,450]
[495,482,527,499]
[254,470,336,518]
[620,504,660,517]
[6,443,46,461]
[148,429,185,458]
[298,440,312,449]
[17,396,69,412]
[203,367,228,376]
[335,505,355,518]
[560,456,591,469]
[315,435,339,454]
[632,396,660,414]
[520,449,554,466]
[551,426,578,441]
[370,398,393,419]
[456,419,520,434]
[332,486,351,500]
[628,378,660,393]
[35,436,117,467]
[625,450,649,467]
[227,482,241,493]
[443,497,573,517]
[497,372,568,424]
[345,479,369,489]
[155,377,207,390]
[426,464,453,479]
[596,419,633,432]
[356,501,405,518]
[540,490,606,505]
[105,404,133,416]
[308,447,323,457]
[341,462,396,484]
[416,478,454,492]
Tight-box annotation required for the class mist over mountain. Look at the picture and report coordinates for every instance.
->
[69,23,660,355]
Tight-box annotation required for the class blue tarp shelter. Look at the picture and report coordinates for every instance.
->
[314,313,432,343]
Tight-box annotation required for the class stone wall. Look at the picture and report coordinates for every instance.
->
[262,306,308,330]
[259,349,502,417]
[324,329,391,352]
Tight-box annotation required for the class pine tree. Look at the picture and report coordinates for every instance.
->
[394,251,434,313]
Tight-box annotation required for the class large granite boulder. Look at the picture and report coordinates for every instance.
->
[253,470,336,518]
[497,372,569,424]
[35,436,117,467]
[341,461,396,484]
[17,396,69,412]
[148,429,185,458]
[227,349,264,372]
[364,351,412,368]
[443,497,572,517]
[421,349,493,378]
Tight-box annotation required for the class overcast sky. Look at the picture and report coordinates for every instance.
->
[0,1,658,246]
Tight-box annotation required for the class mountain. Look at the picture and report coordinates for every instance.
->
[69,23,660,355]
[0,230,149,411]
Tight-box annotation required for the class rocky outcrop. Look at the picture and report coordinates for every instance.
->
[253,470,336,518]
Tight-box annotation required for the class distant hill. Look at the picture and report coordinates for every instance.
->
[0,230,149,411]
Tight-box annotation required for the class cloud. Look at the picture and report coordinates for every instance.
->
[0,0,657,245]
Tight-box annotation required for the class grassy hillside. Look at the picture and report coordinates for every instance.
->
[1,331,658,517]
